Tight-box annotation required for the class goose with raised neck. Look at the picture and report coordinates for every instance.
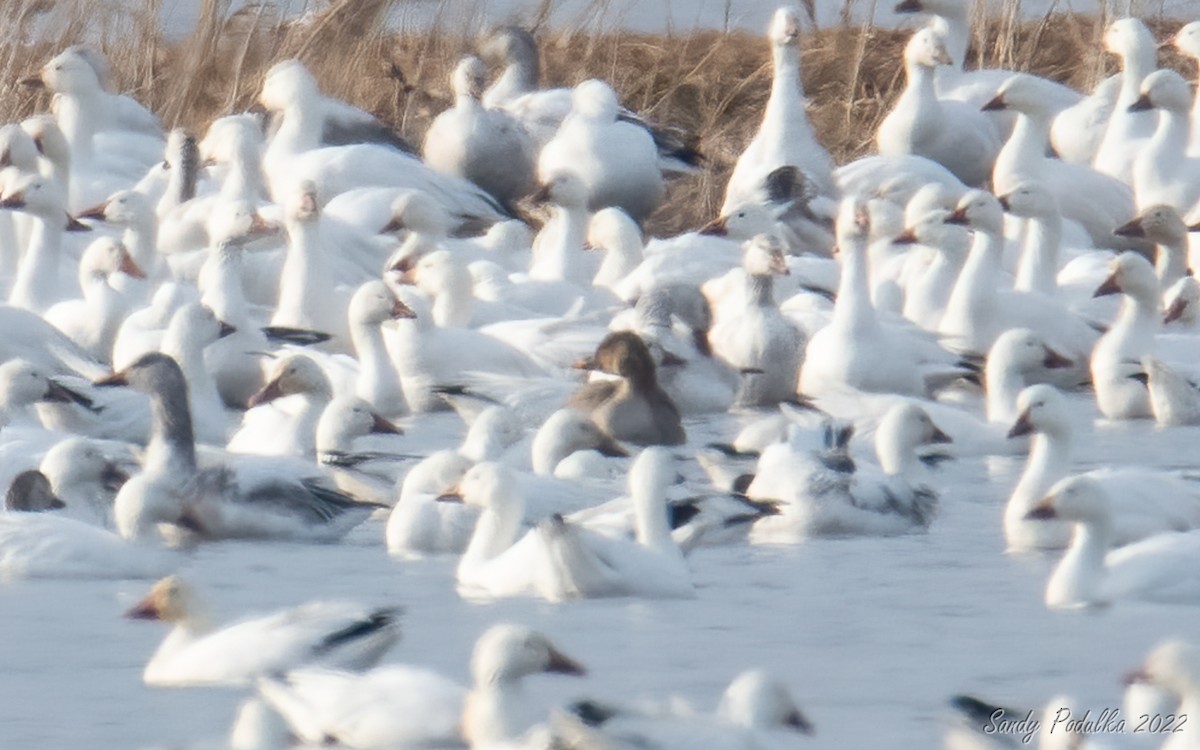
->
[1093,18,1159,183]
[998,181,1063,297]
[272,180,346,341]
[1112,205,1191,291]
[349,280,413,419]
[723,7,834,213]
[1129,69,1200,213]
[1090,252,1159,419]
[158,303,234,445]
[876,27,999,187]
[1,175,82,313]
[529,171,593,284]
[45,237,144,363]
[984,74,1138,251]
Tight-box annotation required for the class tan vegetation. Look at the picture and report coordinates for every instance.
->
[1,0,1197,236]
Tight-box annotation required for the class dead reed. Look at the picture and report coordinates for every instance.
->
[0,0,1197,236]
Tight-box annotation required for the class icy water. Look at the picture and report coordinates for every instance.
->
[1,394,1198,748]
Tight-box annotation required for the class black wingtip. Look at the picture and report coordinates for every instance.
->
[260,326,333,346]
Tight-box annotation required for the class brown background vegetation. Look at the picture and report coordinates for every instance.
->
[0,0,1196,235]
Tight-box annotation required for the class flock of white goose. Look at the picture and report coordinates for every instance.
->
[4,1,1200,747]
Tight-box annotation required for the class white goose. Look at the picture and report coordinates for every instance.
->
[44,236,144,363]
[553,670,813,750]
[258,60,507,225]
[748,403,948,541]
[423,55,536,209]
[1129,69,1200,213]
[1026,476,1200,608]
[451,449,693,601]
[538,80,664,223]
[228,354,333,458]
[38,436,130,525]
[1139,356,1200,427]
[1,175,88,313]
[124,574,399,687]
[708,235,804,407]
[876,27,999,187]
[986,74,1137,251]
[1124,640,1200,750]
[1004,384,1200,551]
[723,8,835,212]
[983,328,1074,426]
[157,302,236,446]
[1092,18,1159,184]
[1170,21,1200,153]
[1091,252,1159,420]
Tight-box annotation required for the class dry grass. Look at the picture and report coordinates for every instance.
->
[1,0,1197,236]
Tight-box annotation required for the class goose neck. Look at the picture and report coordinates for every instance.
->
[1157,240,1189,289]
[144,381,197,475]
[994,114,1049,194]
[1012,431,1072,513]
[351,317,405,413]
[9,216,63,313]
[746,272,775,307]
[1015,214,1061,296]
[200,244,249,326]
[833,240,879,334]
[632,483,673,551]
[277,220,326,322]
[461,496,525,571]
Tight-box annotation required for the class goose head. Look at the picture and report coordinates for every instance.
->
[461,405,523,463]
[945,189,1003,236]
[902,182,959,226]
[875,403,951,474]
[246,354,331,408]
[1173,21,1200,59]
[259,59,319,113]
[768,7,802,47]
[997,181,1059,220]
[285,180,320,225]
[1092,252,1159,303]
[199,114,264,166]
[571,79,620,121]
[905,27,954,69]
[982,74,1056,120]
[698,203,784,239]
[0,175,78,229]
[1125,640,1200,700]
[743,234,790,276]
[78,189,154,230]
[1164,276,1199,324]
[207,200,279,246]
[5,470,65,512]
[439,461,520,515]
[480,26,540,73]
[530,171,589,211]
[166,302,236,349]
[1007,383,1069,439]
[470,623,586,686]
[79,236,144,283]
[29,47,103,95]
[40,437,130,494]
[452,55,488,100]
[578,331,658,382]
[717,670,814,734]
[1130,69,1192,114]
[124,575,205,624]
[1114,205,1187,246]
[381,190,453,237]
[1024,474,1110,524]
[587,207,642,255]
[1103,18,1155,62]
[349,279,416,327]
[0,359,88,410]
[316,396,402,453]
[406,249,474,301]
[988,328,1073,380]
[20,115,69,171]
[894,209,969,251]
[834,197,870,248]
[0,123,39,172]
[531,408,628,474]
[95,352,189,395]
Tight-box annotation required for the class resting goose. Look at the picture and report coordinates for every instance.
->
[538,80,664,223]
[1005,384,1200,551]
[44,236,144,363]
[125,574,400,687]
[569,331,686,446]
[228,354,333,458]
[1027,476,1200,608]
[423,55,536,210]
[103,353,384,543]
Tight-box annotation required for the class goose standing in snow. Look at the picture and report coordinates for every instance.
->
[423,55,536,210]
[876,27,999,187]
